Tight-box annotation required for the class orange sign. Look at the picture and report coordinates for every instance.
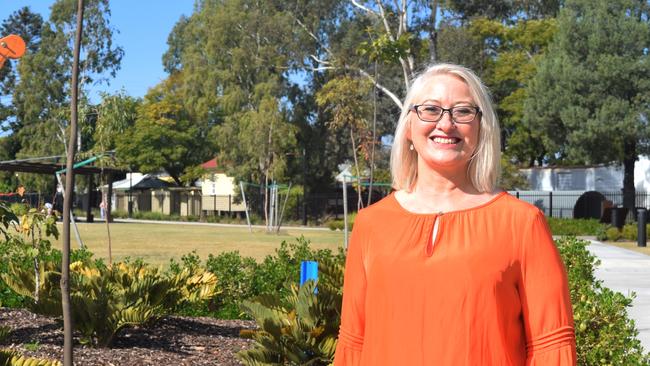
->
[0,34,26,69]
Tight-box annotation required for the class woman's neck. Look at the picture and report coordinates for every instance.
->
[395,162,496,214]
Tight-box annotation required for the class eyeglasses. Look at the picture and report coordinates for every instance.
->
[410,104,481,124]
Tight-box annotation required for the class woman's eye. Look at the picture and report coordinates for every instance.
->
[454,107,473,115]
[422,106,442,113]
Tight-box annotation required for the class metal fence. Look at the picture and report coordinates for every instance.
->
[3,189,650,221]
[509,190,650,218]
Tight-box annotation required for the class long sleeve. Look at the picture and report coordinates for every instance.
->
[334,211,368,366]
[519,210,577,365]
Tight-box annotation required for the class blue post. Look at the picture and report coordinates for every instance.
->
[300,261,319,292]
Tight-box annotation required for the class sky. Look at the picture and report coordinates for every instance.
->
[2,1,196,102]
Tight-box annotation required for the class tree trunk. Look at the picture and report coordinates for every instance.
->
[350,127,363,211]
[429,0,439,63]
[367,68,378,207]
[61,1,84,365]
[623,140,637,210]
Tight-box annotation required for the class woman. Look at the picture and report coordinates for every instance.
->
[334,63,576,365]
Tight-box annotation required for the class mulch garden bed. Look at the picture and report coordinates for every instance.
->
[0,308,256,365]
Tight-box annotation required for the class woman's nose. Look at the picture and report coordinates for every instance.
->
[435,111,456,131]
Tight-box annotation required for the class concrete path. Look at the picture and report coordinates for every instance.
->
[587,240,650,350]
[80,217,331,231]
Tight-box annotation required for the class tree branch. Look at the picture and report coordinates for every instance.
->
[355,67,403,109]
[375,0,396,40]
[351,0,379,15]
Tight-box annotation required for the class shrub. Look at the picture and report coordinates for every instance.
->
[2,257,217,347]
[546,217,606,236]
[326,213,356,231]
[238,258,343,365]
[204,251,258,319]
[8,203,28,217]
[622,224,638,241]
[193,236,346,319]
[555,237,649,365]
[605,227,622,241]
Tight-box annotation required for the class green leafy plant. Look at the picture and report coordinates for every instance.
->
[197,236,345,319]
[237,258,344,365]
[2,258,218,347]
[546,217,605,236]
[604,227,623,241]
[22,342,38,352]
[556,237,650,364]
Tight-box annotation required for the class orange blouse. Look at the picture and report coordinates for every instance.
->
[334,192,576,365]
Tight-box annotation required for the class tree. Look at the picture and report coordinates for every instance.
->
[62,1,85,364]
[8,0,122,191]
[0,7,44,189]
[115,74,212,186]
[465,17,557,166]
[316,76,373,209]
[524,0,650,208]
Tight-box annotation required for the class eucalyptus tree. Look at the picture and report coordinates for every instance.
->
[115,73,212,186]
[10,0,122,191]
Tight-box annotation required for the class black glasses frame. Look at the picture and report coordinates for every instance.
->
[410,104,481,124]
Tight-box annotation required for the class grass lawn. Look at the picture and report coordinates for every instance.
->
[603,240,650,256]
[54,221,345,266]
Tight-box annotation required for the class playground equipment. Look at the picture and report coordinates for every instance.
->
[240,181,292,233]
[0,34,26,69]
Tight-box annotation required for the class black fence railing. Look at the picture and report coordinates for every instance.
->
[509,191,650,219]
[3,190,650,221]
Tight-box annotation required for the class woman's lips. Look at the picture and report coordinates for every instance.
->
[429,136,461,144]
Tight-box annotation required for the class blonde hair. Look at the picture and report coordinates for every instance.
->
[390,63,501,193]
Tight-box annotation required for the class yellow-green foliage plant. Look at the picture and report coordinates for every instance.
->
[0,350,61,366]
[2,259,217,347]
[237,258,343,365]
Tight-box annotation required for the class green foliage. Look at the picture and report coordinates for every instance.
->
[556,237,650,364]
[546,217,605,236]
[0,349,62,366]
[198,237,345,320]
[598,223,650,242]
[115,74,212,186]
[326,213,356,231]
[204,251,259,319]
[93,91,140,154]
[524,0,650,203]
[0,203,60,309]
[8,0,122,191]
[358,32,412,64]
[237,259,344,365]
[499,155,529,190]
[2,257,217,347]
[622,224,638,241]
[8,204,28,217]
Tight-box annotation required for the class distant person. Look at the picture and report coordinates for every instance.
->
[334,63,576,365]
[99,199,107,220]
[44,202,53,217]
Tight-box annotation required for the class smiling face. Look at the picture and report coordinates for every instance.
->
[407,74,481,173]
